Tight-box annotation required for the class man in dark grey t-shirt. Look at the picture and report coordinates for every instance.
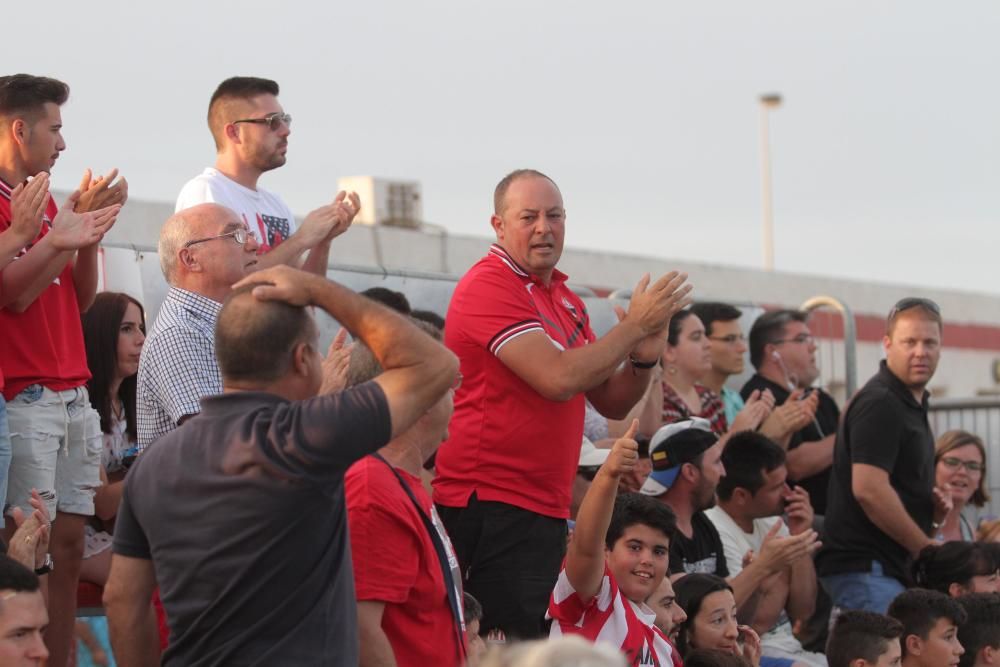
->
[103,266,459,667]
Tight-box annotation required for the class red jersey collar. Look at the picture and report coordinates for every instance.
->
[488,243,569,285]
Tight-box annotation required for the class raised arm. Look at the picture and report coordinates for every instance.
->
[566,421,639,602]
[235,266,457,439]
[498,272,691,411]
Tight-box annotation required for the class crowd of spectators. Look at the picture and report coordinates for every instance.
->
[0,71,996,667]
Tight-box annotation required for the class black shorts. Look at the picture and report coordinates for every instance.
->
[436,494,567,640]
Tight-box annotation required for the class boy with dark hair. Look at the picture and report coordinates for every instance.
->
[956,593,1000,667]
[887,588,966,667]
[549,420,682,665]
[826,610,903,667]
[464,593,487,666]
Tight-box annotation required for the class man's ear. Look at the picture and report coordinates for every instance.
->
[178,248,199,273]
[732,487,752,507]
[10,117,27,145]
[224,122,243,145]
[291,342,312,377]
[948,581,966,599]
[489,214,504,240]
[982,644,997,664]
[680,462,699,484]
[905,633,923,656]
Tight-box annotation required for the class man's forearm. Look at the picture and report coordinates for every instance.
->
[857,484,931,556]
[0,235,73,311]
[73,244,100,312]
[307,274,456,437]
[787,556,817,622]
[301,240,332,276]
[255,235,309,270]
[587,365,653,421]
[0,230,32,271]
[358,624,398,667]
[729,559,774,609]
[108,601,159,667]
[785,435,834,481]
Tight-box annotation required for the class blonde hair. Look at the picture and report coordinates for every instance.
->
[935,430,989,507]
[478,636,626,667]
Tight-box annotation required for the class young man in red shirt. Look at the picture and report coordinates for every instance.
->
[549,420,681,666]
[0,73,124,666]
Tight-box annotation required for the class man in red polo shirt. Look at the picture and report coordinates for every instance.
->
[0,73,124,667]
[433,169,692,639]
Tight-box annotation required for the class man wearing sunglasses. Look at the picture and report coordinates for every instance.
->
[818,298,948,614]
[176,77,358,275]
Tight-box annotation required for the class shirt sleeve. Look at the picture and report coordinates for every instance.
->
[845,389,905,473]
[144,326,222,424]
[175,178,218,212]
[548,565,614,627]
[255,381,392,478]
[111,479,152,559]
[450,267,546,356]
[347,471,422,603]
[706,510,747,577]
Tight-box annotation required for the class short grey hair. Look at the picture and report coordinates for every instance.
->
[158,210,191,284]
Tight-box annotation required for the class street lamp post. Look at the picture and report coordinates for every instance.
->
[759,93,782,271]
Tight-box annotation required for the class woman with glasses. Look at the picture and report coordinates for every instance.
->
[934,430,989,542]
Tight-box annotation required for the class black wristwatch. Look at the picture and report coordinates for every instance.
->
[34,553,53,576]
[629,355,658,369]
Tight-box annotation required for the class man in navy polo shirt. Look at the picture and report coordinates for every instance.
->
[433,169,692,638]
[819,298,949,613]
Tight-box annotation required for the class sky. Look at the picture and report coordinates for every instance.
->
[7,1,1000,295]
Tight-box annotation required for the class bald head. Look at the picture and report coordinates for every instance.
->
[216,284,317,384]
[159,203,242,284]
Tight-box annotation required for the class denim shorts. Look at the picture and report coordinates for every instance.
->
[5,384,102,517]
[821,561,906,615]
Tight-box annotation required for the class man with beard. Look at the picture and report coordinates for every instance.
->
[176,77,358,274]
[640,420,818,610]
[818,299,950,614]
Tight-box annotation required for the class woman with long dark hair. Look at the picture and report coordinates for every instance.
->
[80,291,146,585]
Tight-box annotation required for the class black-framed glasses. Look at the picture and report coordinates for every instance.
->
[888,297,941,320]
[184,226,250,248]
[940,456,985,473]
[709,334,746,345]
[771,333,814,346]
[232,112,292,132]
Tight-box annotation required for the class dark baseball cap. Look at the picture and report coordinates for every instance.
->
[640,418,719,496]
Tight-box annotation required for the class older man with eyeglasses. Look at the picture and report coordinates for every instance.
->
[176,76,359,275]
[818,298,950,614]
[136,203,260,450]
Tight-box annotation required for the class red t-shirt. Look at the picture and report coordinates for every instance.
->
[346,456,465,667]
[433,244,597,519]
[0,180,90,400]
[549,564,681,667]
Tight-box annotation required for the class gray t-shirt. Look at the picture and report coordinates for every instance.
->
[115,384,391,666]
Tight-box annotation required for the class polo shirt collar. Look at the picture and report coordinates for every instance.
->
[877,359,928,411]
[488,243,569,285]
[166,286,223,322]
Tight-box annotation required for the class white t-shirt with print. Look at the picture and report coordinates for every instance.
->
[176,168,298,253]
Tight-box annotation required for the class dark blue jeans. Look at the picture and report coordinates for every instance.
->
[821,561,905,614]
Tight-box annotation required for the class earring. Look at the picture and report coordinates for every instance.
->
[666,366,678,375]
